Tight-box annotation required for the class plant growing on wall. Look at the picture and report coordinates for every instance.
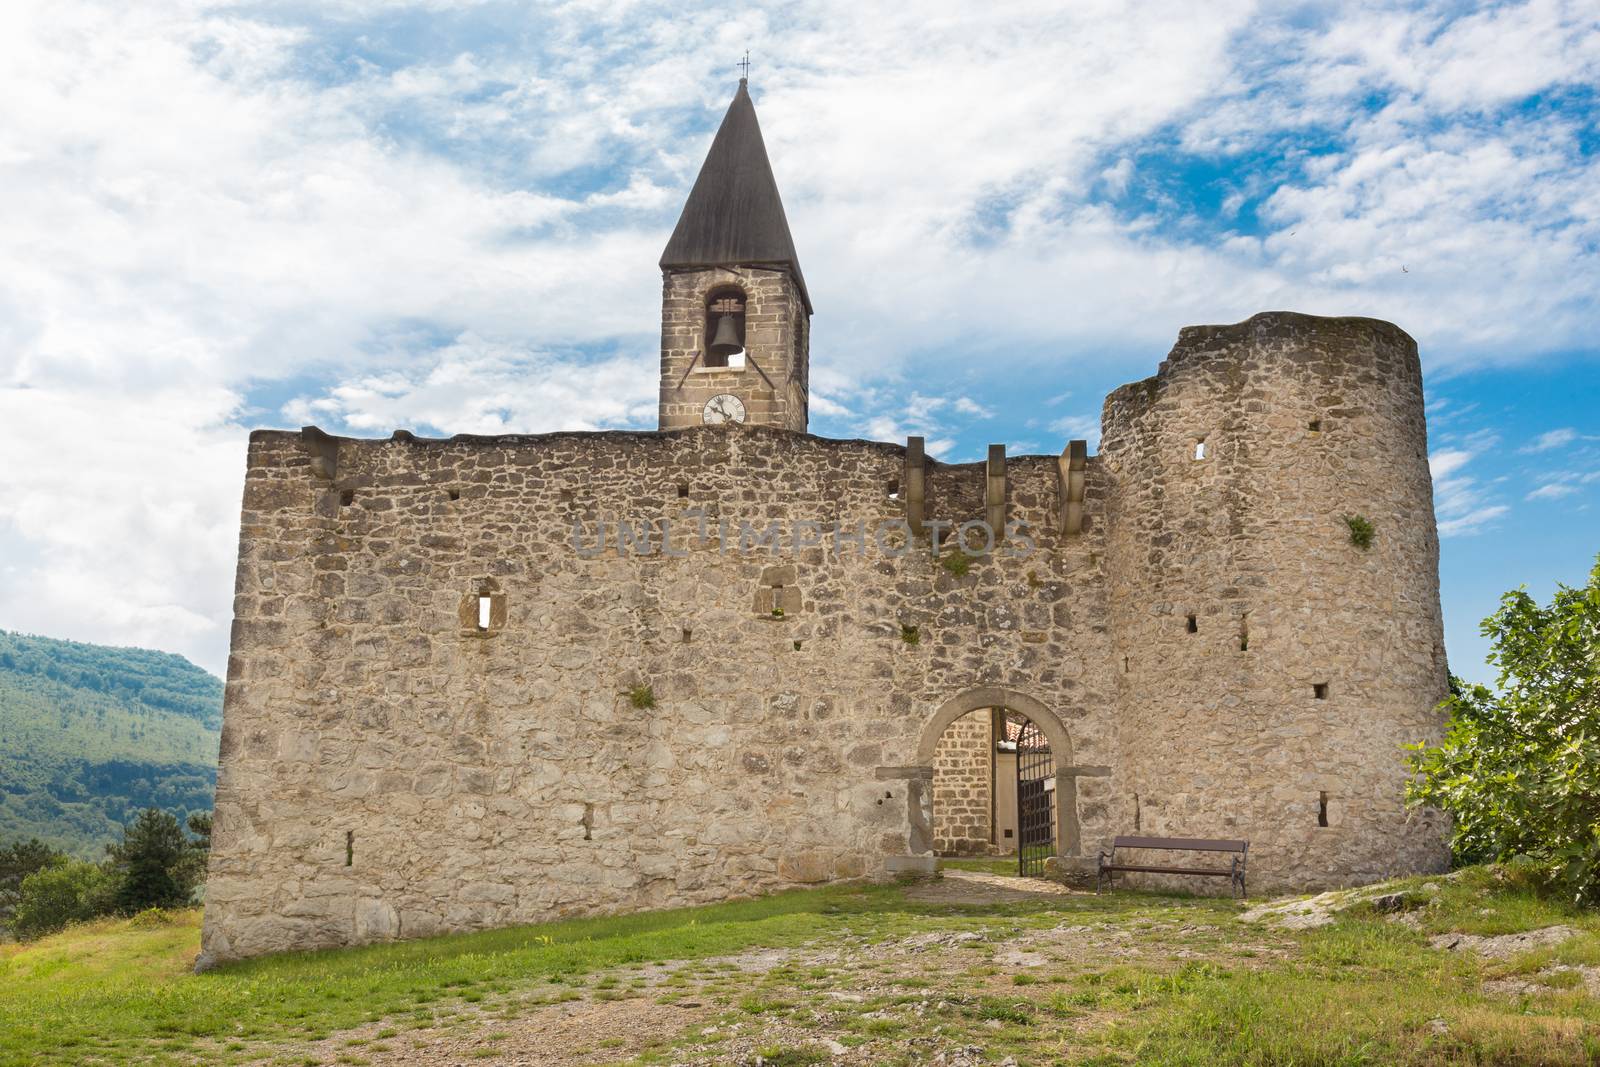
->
[1344,514,1376,550]
[627,684,656,710]
[900,624,921,645]
[941,552,971,577]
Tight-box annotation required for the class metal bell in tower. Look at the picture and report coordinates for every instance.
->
[708,314,743,360]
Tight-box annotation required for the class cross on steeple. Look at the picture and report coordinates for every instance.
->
[737,51,750,82]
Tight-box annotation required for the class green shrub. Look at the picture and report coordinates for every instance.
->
[1343,514,1375,550]
[900,624,921,645]
[1408,554,1600,905]
[127,906,179,929]
[1,838,66,927]
[12,861,114,939]
[107,808,197,913]
[940,552,971,577]
[628,684,656,710]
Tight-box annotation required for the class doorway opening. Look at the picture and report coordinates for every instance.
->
[929,706,1057,876]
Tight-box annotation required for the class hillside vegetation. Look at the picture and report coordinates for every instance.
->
[1,866,1597,1065]
[0,630,221,856]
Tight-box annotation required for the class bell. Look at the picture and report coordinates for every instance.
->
[708,314,743,360]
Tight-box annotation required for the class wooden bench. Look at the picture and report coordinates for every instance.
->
[1097,836,1248,897]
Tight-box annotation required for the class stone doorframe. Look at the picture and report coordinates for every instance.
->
[879,686,1097,873]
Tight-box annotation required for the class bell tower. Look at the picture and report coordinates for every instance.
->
[659,78,811,433]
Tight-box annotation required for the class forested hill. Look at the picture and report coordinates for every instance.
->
[0,630,222,856]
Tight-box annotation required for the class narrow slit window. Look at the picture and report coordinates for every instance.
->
[676,483,689,499]
[339,489,355,507]
[682,627,693,643]
[1186,614,1198,634]
[477,595,492,631]
[1308,419,1323,432]
[1194,439,1208,460]
[1313,682,1329,700]
[1240,613,1250,651]
[345,830,354,866]
[1318,792,1329,827]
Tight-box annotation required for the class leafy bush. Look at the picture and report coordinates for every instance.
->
[1407,554,1600,905]
[12,860,115,939]
[126,906,180,929]
[1,837,65,927]
[627,684,656,710]
[940,552,971,577]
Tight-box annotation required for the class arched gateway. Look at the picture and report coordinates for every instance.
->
[884,687,1101,877]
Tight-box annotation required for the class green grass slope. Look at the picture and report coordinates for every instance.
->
[0,868,1597,1066]
[0,630,221,856]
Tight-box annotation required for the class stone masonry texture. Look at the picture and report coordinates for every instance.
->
[932,711,995,856]
[201,311,1449,966]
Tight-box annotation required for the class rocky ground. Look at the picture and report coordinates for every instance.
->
[269,866,1600,1067]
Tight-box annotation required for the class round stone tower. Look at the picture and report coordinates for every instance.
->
[1099,311,1449,891]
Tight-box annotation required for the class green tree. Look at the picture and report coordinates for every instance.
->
[11,861,114,939]
[107,808,194,913]
[1,838,65,926]
[1408,554,1600,905]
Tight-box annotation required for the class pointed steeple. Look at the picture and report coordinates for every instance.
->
[660,79,810,311]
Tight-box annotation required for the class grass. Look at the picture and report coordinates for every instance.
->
[938,856,1020,877]
[2,866,1598,1065]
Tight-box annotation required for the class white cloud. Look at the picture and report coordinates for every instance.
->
[1431,443,1509,536]
[1428,448,1475,480]
[0,383,244,672]
[1,0,1597,669]
[283,335,658,435]
[1522,427,1578,453]
[1049,414,1102,449]
[1526,482,1577,501]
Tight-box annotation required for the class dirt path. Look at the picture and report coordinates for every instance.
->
[904,869,1079,906]
[267,872,1268,1066]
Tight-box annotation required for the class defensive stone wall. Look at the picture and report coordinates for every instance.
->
[202,311,1449,965]
[1099,312,1449,890]
[202,421,1117,965]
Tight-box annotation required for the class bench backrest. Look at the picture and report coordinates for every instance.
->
[1112,835,1247,853]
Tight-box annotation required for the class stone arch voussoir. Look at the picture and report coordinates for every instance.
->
[909,686,1081,861]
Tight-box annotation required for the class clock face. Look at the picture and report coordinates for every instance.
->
[702,393,747,425]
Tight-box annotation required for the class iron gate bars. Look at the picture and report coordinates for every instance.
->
[1016,717,1055,877]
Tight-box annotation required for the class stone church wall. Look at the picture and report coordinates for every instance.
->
[201,423,1120,966]
[202,311,1449,965]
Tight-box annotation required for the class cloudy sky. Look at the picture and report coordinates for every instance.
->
[0,0,1596,684]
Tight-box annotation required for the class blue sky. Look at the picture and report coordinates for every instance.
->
[0,1,1595,682]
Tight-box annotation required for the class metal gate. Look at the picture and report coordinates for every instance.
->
[1016,717,1056,877]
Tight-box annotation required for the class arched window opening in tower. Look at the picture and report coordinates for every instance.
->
[477,595,492,631]
[704,286,747,368]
